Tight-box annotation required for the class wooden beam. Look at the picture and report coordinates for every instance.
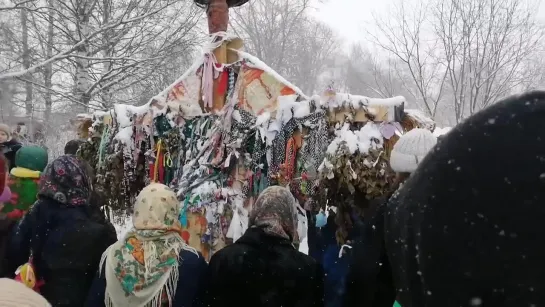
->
[206,0,229,112]
[327,106,389,123]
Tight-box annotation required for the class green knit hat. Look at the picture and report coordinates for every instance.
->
[15,146,48,172]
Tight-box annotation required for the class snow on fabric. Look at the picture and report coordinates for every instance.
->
[87,35,427,261]
[319,122,385,180]
[322,92,405,110]
[325,123,383,156]
[433,126,452,137]
[405,108,436,130]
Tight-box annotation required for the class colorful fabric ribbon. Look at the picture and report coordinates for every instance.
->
[202,53,221,110]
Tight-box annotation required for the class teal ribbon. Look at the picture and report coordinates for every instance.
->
[252,171,259,196]
[179,195,189,227]
[98,126,110,167]
[259,172,268,192]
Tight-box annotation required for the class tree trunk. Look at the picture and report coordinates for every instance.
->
[75,0,92,111]
[20,9,33,116]
[101,0,112,108]
[44,0,55,123]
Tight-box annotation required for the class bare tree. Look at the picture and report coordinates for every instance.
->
[369,0,544,123]
[341,44,416,102]
[433,0,544,122]
[20,3,33,115]
[230,0,339,94]
[43,0,54,121]
[0,0,36,12]
[0,0,202,116]
[367,1,448,118]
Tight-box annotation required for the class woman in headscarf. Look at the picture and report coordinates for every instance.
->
[85,183,208,307]
[205,186,324,307]
[8,155,117,306]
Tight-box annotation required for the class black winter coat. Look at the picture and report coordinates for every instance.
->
[0,139,22,171]
[343,204,395,307]
[205,227,324,307]
[9,198,117,307]
[0,213,16,277]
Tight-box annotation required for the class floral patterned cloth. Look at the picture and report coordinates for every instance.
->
[103,183,196,307]
[249,186,299,243]
[38,155,90,206]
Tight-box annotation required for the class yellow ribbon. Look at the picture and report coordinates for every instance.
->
[153,139,163,182]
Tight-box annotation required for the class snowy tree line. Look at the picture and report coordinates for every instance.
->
[0,0,543,150]
[343,0,545,125]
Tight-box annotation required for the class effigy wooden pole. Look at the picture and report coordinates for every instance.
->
[207,0,229,113]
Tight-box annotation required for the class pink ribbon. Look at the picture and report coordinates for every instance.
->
[380,122,404,139]
[202,53,220,110]
[0,186,12,203]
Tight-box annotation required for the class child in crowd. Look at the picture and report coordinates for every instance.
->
[64,139,84,155]
[4,146,48,220]
[0,124,22,171]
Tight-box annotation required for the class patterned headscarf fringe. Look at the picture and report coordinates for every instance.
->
[99,237,197,278]
[103,183,199,307]
[104,263,179,307]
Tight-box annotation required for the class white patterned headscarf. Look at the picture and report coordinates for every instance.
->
[101,183,196,307]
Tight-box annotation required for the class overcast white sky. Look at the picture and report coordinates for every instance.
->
[312,0,545,47]
[312,0,393,45]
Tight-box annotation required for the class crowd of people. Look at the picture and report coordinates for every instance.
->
[0,90,542,307]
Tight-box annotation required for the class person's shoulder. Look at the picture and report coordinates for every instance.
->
[214,241,251,258]
[290,249,319,266]
[179,249,204,262]
[178,250,208,273]
[206,242,251,267]
[8,140,22,149]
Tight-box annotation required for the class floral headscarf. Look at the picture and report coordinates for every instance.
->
[38,155,90,206]
[249,186,299,243]
[103,183,196,307]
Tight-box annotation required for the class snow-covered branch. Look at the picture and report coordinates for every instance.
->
[0,0,36,11]
[0,0,179,81]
